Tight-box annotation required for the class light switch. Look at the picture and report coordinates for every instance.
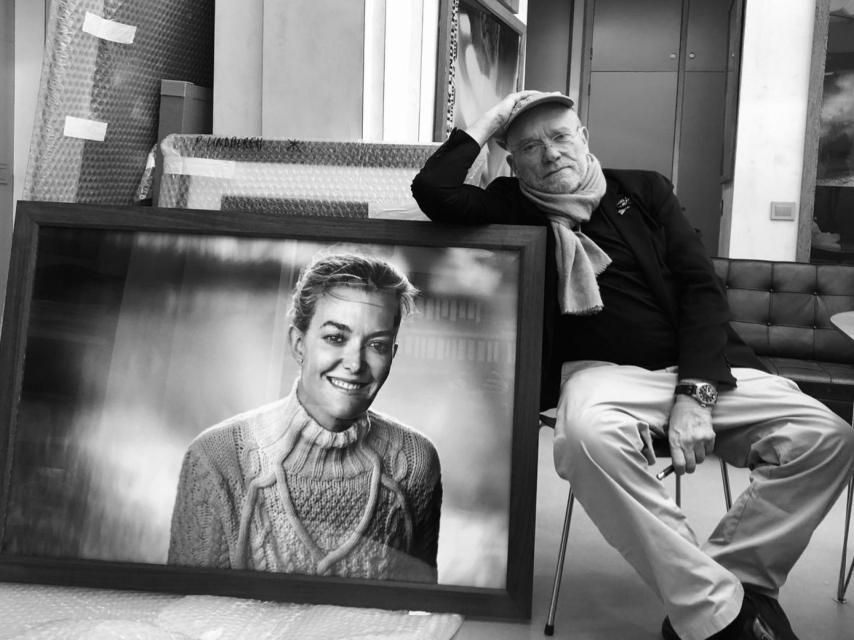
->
[769,201,796,221]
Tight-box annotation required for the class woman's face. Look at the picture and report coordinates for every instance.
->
[289,286,399,432]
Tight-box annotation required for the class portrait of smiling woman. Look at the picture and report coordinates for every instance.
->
[167,252,442,583]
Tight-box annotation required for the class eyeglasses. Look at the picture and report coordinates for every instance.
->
[512,129,583,159]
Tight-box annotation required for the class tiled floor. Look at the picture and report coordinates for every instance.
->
[452,428,854,640]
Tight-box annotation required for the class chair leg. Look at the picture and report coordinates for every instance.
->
[545,488,575,636]
[837,476,854,602]
[719,458,733,511]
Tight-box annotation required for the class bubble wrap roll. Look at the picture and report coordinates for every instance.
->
[23,0,214,205]
[0,584,463,640]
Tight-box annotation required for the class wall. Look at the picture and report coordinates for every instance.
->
[213,0,442,142]
[724,0,816,259]
[12,1,44,208]
[212,0,262,136]
[0,1,13,325]
[261,0,366,139]
[0,1,45,324]
[523,0,572,95]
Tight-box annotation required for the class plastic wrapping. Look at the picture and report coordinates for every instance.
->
[0,584,463,640]
[23,0,214,204]
[158,135,451,219]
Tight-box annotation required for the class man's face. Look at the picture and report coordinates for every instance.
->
[506,104,590,194]
[290,286,398,432]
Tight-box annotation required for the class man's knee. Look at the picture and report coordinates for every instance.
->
[553,364,661,481]
[824,416,854,471]
[554,376,629,479]
[555,369,609,448]
[781,405,854,475]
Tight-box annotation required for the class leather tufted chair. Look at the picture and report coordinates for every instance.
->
[710,258,854,422]
[710,258,854,604]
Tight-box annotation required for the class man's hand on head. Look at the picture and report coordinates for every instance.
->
[465,90,541,146]
[667,394,715,476]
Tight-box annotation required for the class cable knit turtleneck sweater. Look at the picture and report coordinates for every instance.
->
[167,388,442,583]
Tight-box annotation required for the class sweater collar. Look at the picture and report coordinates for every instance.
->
[253,381,371,453]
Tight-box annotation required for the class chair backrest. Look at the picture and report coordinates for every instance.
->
[711,257,854,364]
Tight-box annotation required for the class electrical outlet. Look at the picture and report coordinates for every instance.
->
[769,201,796,221]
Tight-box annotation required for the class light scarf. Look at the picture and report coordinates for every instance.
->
[519,153,610,315]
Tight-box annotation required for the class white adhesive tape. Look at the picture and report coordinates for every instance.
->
[63,116,108,141]
[82,12,137,44]
[162,157,237,179]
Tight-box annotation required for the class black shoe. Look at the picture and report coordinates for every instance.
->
[741,586,799,640]
[661,617,680,640]
[660,586,799,640]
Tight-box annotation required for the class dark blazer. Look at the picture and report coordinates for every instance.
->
[411,129,764,409]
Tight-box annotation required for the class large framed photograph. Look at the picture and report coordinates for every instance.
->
[435,0,526,185]
[0,202,545,619]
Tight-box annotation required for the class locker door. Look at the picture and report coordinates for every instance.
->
[587,71,678,178]
[677,71,726,252]
[584,0,732,254]
[586,0,682,178]
[676,0,730,254]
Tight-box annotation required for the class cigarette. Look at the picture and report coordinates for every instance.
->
[656,465,675,481]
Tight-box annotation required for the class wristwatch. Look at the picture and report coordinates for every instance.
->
[674,382,718,408]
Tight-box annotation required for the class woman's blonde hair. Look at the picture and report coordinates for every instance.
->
[289,252,418,332]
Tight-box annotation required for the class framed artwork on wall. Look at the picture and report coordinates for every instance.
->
[0,202,545,619]
[799,0,854,264]
[435,0,526,186]
[493,0,520,14]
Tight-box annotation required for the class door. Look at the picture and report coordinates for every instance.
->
[584,0,731,255]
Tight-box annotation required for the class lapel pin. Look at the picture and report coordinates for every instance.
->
[616,196,631,215]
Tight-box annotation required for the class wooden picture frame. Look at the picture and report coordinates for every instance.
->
[0,201,545,619]
[798,0,854,264]
[797,0,832,262]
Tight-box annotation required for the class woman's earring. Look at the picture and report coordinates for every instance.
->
[297,356,304,365]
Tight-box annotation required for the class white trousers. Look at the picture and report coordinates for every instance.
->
[552,363,854,640]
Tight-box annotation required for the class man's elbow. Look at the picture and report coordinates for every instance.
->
[410,171,431,205]
[409,175,442,221]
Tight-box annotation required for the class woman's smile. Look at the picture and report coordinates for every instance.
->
[326,376,369,392]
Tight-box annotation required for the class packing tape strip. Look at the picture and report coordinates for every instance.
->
[63,116,108,141]
[82,12,137,44]
[163,157,237,179]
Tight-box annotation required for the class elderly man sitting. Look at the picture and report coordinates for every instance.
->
[411,90,854,640]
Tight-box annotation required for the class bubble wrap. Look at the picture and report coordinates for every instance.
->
[157,135,453,220]
[23,0,214,205]
[0,584,463,640]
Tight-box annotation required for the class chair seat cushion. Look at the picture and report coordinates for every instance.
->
[758,356,854,387]
[758,357,854,422]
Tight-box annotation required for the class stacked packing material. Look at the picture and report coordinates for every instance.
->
[0,584,464,640]
[157,134,458,220]
[23,0,214,205]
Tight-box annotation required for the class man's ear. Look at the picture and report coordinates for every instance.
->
[288,325,305,363]
[506,154,516,175]
[579,126,590,146]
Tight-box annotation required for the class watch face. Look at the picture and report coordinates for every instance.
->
[697,384,717,405]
